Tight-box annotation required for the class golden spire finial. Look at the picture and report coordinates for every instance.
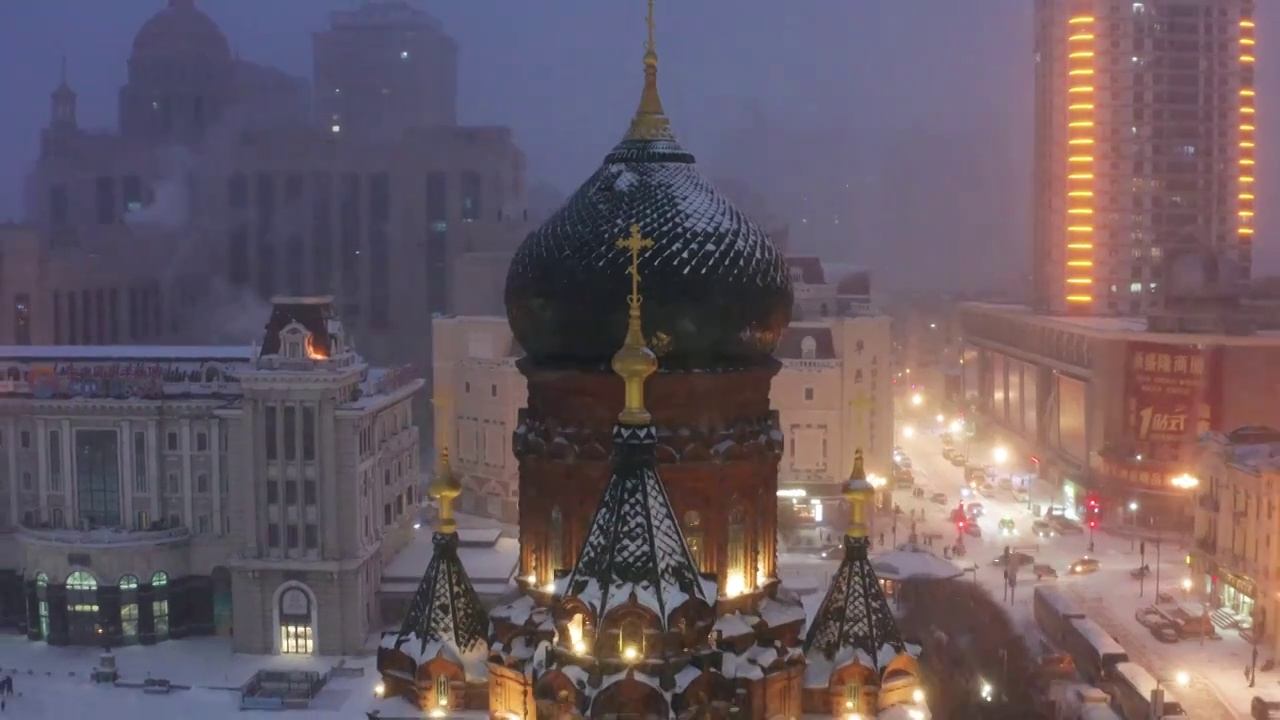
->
[612,224,658,425]
[623,0,674,142]
[843,448,875,539]
[428,447,462,534]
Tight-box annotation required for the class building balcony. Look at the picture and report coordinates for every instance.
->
[17,524,192,548]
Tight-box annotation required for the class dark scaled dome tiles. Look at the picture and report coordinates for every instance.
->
[505,138,793,371]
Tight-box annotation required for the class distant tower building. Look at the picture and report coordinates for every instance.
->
[118,0,234,144]
[227,296,424,655]
[1032,0,1258,315]
[49,60,77,133]
[802,451,922,716]
[313,0,459,138]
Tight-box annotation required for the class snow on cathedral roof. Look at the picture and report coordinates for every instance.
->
[559,423,716,626]
[804,533,907,675]
[380,531,490,680]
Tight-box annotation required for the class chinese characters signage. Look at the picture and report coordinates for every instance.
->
[1123,342,1220,461]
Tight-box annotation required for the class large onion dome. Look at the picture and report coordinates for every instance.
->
[504,15,791,372]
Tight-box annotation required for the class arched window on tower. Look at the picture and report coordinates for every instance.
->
[619,617,645,658]
[548,506,564,574]
[682,511,703,566]
[727,506,747,596]
[800,336,817,360]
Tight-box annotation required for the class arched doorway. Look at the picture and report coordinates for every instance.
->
[66,571,100,644]
[275,583,316,655]
[211,566,232,636]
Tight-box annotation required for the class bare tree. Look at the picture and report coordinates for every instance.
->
[897,578,1048,720]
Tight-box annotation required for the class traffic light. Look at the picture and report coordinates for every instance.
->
[1086,495,1099,511]
[958,519,966,529]
[1088,519,1097,529]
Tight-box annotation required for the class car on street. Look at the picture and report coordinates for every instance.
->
[1031,519,1055,538]
[998,517,1016,536]
[817,544,843,560]
[978,482,997,498]
[996,476,1013,491]
[991,551,1035,569]
[1068,557,1101,574]
[963,522,982,538]
[942,446,957,460]
[1033,563,1058,580]
[1012,488,1030,503]
[1049,515,1084,534]
[965,502,985,518]
[930,492,948,505]
[950,454,967,467]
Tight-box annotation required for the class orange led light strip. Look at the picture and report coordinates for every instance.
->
[1065,13,1095,304]
[1239,15,1256,242]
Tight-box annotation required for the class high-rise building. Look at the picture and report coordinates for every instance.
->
[1032,0,1257,316]
[313,1,458,138]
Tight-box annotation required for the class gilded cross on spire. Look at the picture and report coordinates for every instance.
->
[623,0,674,141]
[612,224,658,425]
[617,224,655,310]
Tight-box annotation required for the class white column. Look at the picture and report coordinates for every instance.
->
[6,418,18,527]
[147,420,160,519]
[180,418,194,527]
[120,420,134,528]
[211,417,222,535]
[35,419,48,521]
[60,419,73,523]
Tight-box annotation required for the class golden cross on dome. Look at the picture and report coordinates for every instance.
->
[645,0,656,53]
[616,224,655,309]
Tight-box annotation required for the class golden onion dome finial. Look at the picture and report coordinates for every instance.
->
[428,446,463,533]
[843,448,875,539]
[612,224,658,425]
[623,0,674,142]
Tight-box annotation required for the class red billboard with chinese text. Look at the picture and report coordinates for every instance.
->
[1124,342,1221,462]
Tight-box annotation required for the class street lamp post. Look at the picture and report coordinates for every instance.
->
[1128,501,1138,551]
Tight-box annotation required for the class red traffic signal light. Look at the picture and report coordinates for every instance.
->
[958,520,966,528]
[1088,519,1097,529]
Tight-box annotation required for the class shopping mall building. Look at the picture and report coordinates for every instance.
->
[0,296,423,654]
[957,302,1280,529]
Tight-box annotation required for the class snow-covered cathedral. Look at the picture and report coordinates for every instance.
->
[371,2,924,718]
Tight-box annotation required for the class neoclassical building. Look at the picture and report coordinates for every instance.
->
[0,296,423,654]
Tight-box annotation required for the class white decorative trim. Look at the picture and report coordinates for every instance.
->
[270,579,319,655]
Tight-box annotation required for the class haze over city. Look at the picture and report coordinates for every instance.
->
[2,1,1280,718]
[9,0,1277,292]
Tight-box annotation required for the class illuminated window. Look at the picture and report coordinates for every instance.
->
[548,506,564,572]
[435,674,449,707]
[619,618,645,655]
[728,506,747,579]
[683,511,703,565]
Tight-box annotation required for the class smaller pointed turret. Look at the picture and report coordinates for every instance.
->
[50,57,77,131]
[377,445,490,707]
[804,449,906,669]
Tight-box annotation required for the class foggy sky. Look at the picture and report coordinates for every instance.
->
[2,0,1278,292]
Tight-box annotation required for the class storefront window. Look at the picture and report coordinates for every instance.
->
[35,572,49,640]
[66,571,100,644]
[152,571,170,640]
